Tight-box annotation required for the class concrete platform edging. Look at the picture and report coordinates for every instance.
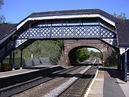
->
[84,69,99,97]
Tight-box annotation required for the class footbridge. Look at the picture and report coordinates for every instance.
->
[0,9,129,81]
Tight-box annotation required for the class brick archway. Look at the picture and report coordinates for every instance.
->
[59,39,119,66]
[68,45,103,65]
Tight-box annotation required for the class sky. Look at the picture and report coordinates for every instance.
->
[0,0,129,23]
[88,48,100,52]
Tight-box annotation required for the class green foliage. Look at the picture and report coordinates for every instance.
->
[90,50,102,59]
[0,55,12,71]
[76,48,90,62]
[75,48,102,62]
[49,40,64,64]
[0,15,5,23]
[49,44,61,64]
[19,40,64,65]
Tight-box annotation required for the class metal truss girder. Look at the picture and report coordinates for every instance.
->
[18,25,116,40]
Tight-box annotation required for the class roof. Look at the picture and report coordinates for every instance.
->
[117,20,129,47]
[0,23,16,40]
[29,9,117,22]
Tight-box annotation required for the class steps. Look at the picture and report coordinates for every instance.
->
[127,64,129,81]
[127,73,129,81]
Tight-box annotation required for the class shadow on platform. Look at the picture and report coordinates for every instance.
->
[99,67,126,97]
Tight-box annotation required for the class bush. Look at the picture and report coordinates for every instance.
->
[19,40,64,65]
[76,48,90,62]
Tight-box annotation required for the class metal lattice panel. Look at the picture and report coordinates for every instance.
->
[51,26,99,38]
[18,25,116,39]
[100,26,115,38]
[19,29,30,39]
[30,27,51,38]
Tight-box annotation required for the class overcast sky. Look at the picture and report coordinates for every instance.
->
[0,0,129,23]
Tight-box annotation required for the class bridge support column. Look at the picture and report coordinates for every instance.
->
[12,51,15,70]
[9,52,13,70]
[117,53,122,71]
[0,61,3,71]
[124,51,127,82]
[20,49,23,69]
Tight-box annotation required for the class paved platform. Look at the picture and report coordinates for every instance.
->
[0,65,60,78]
[116,78,129,97]
[0,69,39,78]
[86,67,128,97]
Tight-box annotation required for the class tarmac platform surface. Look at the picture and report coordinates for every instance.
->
[0,65,60,78]
[86,67,128,97]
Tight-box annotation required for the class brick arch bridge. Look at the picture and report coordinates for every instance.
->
[59,39,119,66]
[1,9,129,81]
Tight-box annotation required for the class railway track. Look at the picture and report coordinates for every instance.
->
[0,66,84,97]
[42,66,96,97]
[0,65,97,97]
[58,66,96,97]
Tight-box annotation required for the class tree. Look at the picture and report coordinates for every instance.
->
[0,0,3,8]
[0,15,5,23]
[113,12,126,20]
[89,50,102,59]
[0,0,5,23]
[76,48,90,62]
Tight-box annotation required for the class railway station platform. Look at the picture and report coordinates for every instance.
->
[85,67,128,97]
[0,65,61,78]
[0,69,39,78]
